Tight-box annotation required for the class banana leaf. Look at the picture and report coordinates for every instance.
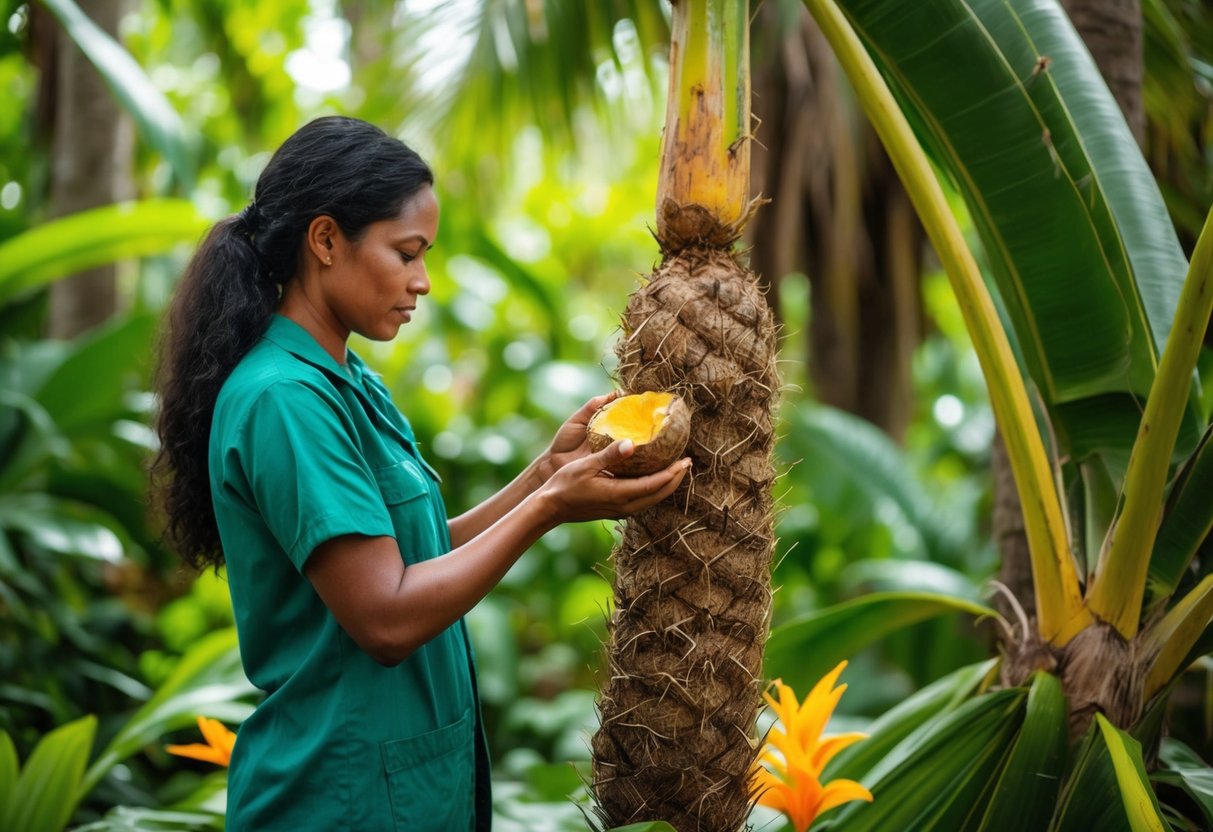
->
[1148,424,1213,600]
[830,0,1202,468]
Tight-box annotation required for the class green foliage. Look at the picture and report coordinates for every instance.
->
[1051,716,1171,831]
[1,0,1210,828]
[0,715,96,832]
[764,592,994,694]
[0,201,207,307]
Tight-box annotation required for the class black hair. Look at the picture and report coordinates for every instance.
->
[152,116,434,570]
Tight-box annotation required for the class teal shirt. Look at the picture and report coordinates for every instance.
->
[209,315,488,831]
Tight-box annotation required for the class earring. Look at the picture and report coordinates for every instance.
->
[324,257,332,266]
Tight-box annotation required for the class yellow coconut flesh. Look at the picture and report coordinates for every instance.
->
[587,392,691,476]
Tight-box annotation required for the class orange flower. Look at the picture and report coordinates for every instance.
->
[751,661,873,831]
[166,716,236,767]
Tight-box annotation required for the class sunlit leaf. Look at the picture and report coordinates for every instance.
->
[1050,715,1170,832]
[0,200,206,308]
[829,0,1202,466]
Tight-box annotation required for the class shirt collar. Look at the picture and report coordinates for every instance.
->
[263,315,358,382]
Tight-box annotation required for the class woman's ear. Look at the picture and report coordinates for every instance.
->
[306,215,342,266]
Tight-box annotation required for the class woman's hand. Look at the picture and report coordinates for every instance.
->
[534,390,621,484]
[538,438,691,525]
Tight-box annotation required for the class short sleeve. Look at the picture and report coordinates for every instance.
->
[237,381,394,571]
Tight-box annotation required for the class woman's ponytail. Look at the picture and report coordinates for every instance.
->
[152,211,278,570]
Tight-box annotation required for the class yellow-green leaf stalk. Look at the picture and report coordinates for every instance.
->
[1141,574,1213,702]
[1095,715,1168,831]
[803,0,1090,644]
[1088,207,1213,639]
[656,0,760,249]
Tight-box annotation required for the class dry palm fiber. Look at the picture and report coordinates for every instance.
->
[592,243,779,832]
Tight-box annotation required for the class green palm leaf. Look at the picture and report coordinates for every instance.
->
[395,1,668,176]
[825,688,1026,831]
[977,672,1068,831]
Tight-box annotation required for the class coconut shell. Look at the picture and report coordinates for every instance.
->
[587,393,691,476]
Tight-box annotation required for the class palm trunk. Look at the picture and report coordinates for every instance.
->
[45,0,133,338]
[747,5,923,442]
[591,2,777,828]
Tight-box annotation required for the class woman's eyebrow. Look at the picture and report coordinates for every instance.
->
[393,234,432,248]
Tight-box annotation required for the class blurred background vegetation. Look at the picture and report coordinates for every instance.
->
[0,0,1209,829]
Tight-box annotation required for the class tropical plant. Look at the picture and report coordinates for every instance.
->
[0,629,252,832]
[753,0,1213,826]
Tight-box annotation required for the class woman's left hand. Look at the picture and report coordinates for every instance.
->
[536,390,620,484]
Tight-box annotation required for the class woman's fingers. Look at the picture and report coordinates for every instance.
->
[609,458,691,512]
[586,438,636,472]
[570,389,620,425]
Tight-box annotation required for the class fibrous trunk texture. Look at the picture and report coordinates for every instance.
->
[592,244,778,831]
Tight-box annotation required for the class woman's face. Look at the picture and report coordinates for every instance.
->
[324,185,440,342]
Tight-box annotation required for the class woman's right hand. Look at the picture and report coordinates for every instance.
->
[538,439,691,524]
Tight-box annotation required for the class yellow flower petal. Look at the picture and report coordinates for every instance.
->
[166,716,235,767]
[811,731,869,774]
[197,716,236,758]
[817,778,874,815]
[165,742,230,767]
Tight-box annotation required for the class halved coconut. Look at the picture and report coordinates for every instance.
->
[586,391,691,476]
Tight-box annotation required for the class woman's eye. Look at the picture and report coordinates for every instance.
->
[399,251,417,264]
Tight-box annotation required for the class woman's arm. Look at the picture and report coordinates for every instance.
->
[305,439,689,666]
[446,391,618,548]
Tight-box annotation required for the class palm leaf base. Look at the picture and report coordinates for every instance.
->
[1002,620,1147,738]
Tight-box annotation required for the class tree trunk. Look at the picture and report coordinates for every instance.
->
[46,0,134,339]
[748,4,923,442]
[1063,0,1146,146]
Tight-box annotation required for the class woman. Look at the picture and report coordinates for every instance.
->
[153,116,688,831]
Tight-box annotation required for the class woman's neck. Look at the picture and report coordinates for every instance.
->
[278,284,349,364]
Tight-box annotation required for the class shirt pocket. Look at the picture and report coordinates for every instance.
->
[381,709,475,832]
[373,459,429,505]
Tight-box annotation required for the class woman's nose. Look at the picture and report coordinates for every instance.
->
[410,264,431,295]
